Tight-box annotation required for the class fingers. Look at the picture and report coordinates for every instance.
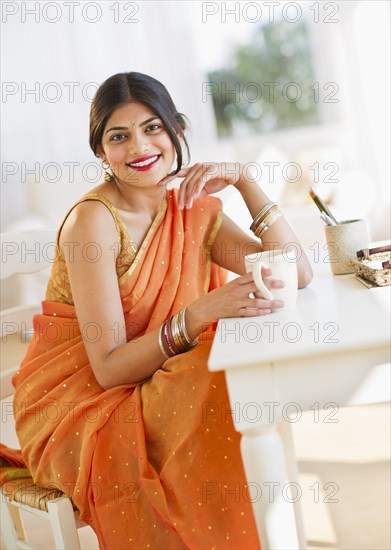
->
[180,164,206,209]
[261,266,272,278]
[234,272,285,314]
[267,279,285,289]
[171,162,241,208]
[189,165,218,204]
[238,269,285,290]
[239,269,273,282]
[158,168,190,186]
[157,165,208,210]
[238,298,284,317]
[172,163,219,209]
[260,267,284,288]
[244,297,284,310]
[237,271,263,284]
[240,307,272,317]
[181,164,217,209]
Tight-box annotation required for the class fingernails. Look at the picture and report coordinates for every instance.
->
[273,300,284,307]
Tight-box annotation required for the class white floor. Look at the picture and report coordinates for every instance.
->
[1,402,389,550]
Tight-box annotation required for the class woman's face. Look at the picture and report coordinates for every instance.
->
[98,102,176,187]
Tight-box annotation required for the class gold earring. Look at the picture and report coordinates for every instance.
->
[101,160,113,182]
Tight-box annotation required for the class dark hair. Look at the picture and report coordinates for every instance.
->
[89,72,190,175]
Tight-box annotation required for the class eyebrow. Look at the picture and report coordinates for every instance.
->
[105,116,160,134]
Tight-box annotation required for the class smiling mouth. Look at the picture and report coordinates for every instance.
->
[127,155,161,171]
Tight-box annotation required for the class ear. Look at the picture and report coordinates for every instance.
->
[96,145,106,162]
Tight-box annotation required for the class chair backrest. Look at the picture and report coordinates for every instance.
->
[1,229,56,280]
[1,304,41,400]
[0,305,39,450]
[1,229,56,401]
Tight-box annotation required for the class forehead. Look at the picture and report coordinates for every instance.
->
[106,102,157,126]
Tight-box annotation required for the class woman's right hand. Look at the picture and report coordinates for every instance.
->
[185,269,285,340]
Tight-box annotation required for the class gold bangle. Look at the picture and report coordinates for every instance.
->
[179,308,198,347]
[252,206,279,237]
[252,205,280,236]
[255,210,283,238]
[171,314,188,353]
[163,318,177,357]
[254,211,282,238]
[174,312,188,350]
[250,201,275,232]
[170,315,181,352]
[171,310,197,353]
[159,324,171,359]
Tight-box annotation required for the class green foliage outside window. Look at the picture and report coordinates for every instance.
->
[207,20,320,137]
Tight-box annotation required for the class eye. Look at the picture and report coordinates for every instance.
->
[146,123,163,133]
[110,133,127,141]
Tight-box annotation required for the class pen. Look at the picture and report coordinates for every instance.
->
[354,274,374,289]
[320,212,337,226]
[309,187,339,225]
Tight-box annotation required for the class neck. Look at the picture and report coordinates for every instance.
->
[113,179,167,219]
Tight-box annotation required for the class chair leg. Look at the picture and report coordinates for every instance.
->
[0,496,28,549]
[47,497,81,550]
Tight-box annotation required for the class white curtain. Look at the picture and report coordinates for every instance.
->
[1,1,216,230]
[1,1,389,235]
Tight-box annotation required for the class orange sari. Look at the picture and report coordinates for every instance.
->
[3,188,261,549]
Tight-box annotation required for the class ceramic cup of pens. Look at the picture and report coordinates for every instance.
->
[309,188,369,275]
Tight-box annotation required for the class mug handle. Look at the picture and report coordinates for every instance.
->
[251,262,274,300]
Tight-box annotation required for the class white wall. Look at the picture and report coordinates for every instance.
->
[1,0,390,306]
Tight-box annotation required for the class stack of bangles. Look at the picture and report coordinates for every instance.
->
[158,307,198,359]
[249,201,283,238]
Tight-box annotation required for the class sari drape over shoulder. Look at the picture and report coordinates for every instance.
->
[3,188,261,549]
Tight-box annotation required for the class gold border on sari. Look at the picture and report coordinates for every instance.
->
[119,196,168,285]
[203,199,224,294]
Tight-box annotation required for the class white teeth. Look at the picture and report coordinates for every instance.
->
[128,155,159,168]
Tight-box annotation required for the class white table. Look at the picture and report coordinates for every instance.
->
[208,259,390,550]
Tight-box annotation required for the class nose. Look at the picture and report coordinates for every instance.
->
[128,129,150,157]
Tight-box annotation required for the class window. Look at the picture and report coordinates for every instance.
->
[206,18,319,138]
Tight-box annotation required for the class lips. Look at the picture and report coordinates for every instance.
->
[127,154,161,172]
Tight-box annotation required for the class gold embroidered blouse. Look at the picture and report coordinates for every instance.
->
[45,193,139,305]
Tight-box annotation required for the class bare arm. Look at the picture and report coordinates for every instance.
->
[60,199,300,390]
[235,173,313,288]
[209,196,313,287]
[162,161,313,287]
[60,201,169,390]
[210,212,263,275]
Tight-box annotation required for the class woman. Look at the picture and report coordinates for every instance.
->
[4,72,312,549]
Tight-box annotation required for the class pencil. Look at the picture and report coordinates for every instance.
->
[354,274,374,289]
[309,188,338,225]
[320,212,337,226]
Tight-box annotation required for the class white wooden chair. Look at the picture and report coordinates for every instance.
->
[0,230,87,549]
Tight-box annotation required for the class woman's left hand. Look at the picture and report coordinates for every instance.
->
[158,162,246,210]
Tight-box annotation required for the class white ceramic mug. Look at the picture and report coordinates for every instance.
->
[245,249,298,309]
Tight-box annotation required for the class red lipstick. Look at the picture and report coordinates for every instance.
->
[127,154,161,172]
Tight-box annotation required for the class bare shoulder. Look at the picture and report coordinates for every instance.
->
[61,199,117,236]
[59,199,120,259]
